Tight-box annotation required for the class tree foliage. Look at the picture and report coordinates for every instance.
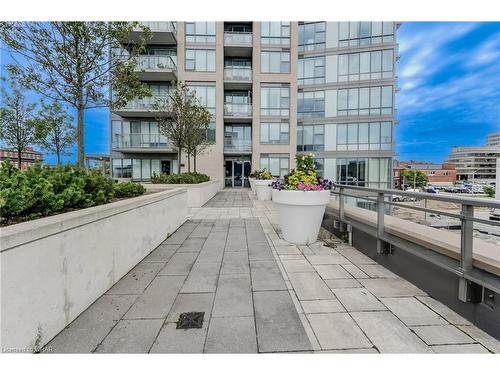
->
[402,168,429,189]
[0,77,39,168]
[34,100,76,164]
[0,22,152,166]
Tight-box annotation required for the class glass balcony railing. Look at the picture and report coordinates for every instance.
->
[112,133,174,150]
[224,32,252,47]
[224,68,252,81]
[136,55,177,71]
[136,22,177,33]
[224,138,252,153]
[224,103,252,117]
[121,96,170,111]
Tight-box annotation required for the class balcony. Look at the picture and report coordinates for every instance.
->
[134,55,177,81]
[128,22,177,45]
[223,103,253,122]
[224,138,252,153]
[224,68,252,90]
[112,133,175,152]
[224,32,252,58]
[112,96,170,117]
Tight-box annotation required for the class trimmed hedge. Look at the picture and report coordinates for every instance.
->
[0,161,145,225]
[151,172,210,184]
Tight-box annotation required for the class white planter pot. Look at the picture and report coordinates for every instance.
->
[249,178,256,195]
[254,180,273,201]
[272,189,331,245]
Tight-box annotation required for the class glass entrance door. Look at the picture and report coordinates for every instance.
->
[234,161,243,187]
[225,159,251,188]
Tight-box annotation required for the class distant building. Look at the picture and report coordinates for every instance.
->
[0,147,44,169]
[446,132,500,185]
[85,154,111,176]
[394,160,457,187]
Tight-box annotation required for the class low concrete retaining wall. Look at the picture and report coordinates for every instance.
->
[144,179,220,207]
[0,188,188,352]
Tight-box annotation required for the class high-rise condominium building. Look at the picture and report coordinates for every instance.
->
[110,22,398,188]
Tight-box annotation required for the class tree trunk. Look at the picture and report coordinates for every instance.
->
[177,149,182,174]
[57,151,61,165]
[193,148,197,173]
[187,152,191,173]
[77,106,84,168]
[17,149,22,169]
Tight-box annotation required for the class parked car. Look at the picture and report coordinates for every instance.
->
[425,187,437,193]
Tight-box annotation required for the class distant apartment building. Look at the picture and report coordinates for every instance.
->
[395,160,457,186]
[110,22,399,188]
[0,147,43,169]
[446,132,500,184]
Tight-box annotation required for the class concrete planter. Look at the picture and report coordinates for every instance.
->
[144,179,220,207]
[254,179,273,201]
[0,188,188,351]
[272,189,331,245]
[249,178,256,195]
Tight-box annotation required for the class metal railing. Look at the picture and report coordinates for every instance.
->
[120,96,170,111]
[224,32,252,46]
[223,138,252,153]
[112,133,175,150]
[330,184,500,297]
[136,21,176,33]
[136,55,177,71]
[224,103,252,117]
[224,68,252,81]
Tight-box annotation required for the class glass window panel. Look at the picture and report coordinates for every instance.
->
[112,159,122,178]
[382,22,393,35]
[337,124,347,144]
[348,124,358,144]
[338,55,348,76]
[260,123,269,143]
[151,160,160,177]
[371,51,382,72]
[369,122,380,143]
[270,157,279,176]
[348,88,358,109]
[360,52,370,73]
[381,86,392,107]
[382,50,393,72]
[338,90,348,110]
[359,123,369,143]
[133,159,141,179]
[349,53,359,74]
[359,88,370,108]
[360,22,371,38]
[349,22,359,38]
[370,87,381,108]
[381,122,392,143]
[339,22,349,40]
[369,158,379,182]
[372,22,382,36]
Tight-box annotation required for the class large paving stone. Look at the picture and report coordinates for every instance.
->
[253,290,313,352]
[189,223,213,238]
[325,279,362,289]
[95,319,163,353]
[359,278,426,298]
[180,262,221,293]
[288,272,335,300]
[250,260,287,291]
[416,296,471,325]
[432,344,490,353]
[356,264,398,278]
[307,313,372,350]
[225,227,248,252]
[158,252,198,276]
[196,231,227,263]
[163,228,193,245]
[47,294,137,353]
[221,251,250,274]
[166,293,215,323]
[335,248,377,265]
[412,325,475,345]
[204,317,257,353]
[380,297,447,326]
[313,264,352,279]
[301,300,345,314]
[123,275,185,319]
[176,238,206,253]
[331,288,386,312]
[456,325,500,353]
[106,262,163,295]
[142,244,179,263]
[305,254,351,265]
[341,264,370,279]
[248,241,274,261]
[150,322,208,353]
[281,259,316,273]
[212,274,253,317]
[351,311,433,353]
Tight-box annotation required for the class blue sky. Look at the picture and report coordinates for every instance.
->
[1,22,500,165]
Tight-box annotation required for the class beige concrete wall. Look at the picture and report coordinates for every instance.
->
[0,189,188,351]
[144,179,221,206]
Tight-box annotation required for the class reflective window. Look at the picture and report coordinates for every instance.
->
[297,124,324,151]
[185,49,216,71]
[298,56,325,85]
[338,22,395,47]
[260,154,289,177]
[261,85,290,117]
[189,84,216,115]
[260,122,290,144]
[338,49,394,81]
[336,122,392,151]
[337,86,393,116]
[185,22,216,44]
[261,51,290,73]
[298,22,326,52]
[261,22,290,46]
[298,90,325,118]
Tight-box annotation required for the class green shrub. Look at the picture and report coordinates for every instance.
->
[255,169,273,180]
[114,182,146,198]
[0,161,144,225]
[151,172,210,184]
[484,186,495,198]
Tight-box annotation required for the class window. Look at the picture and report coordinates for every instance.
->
[224,125,251,151]
[224,57,251,69]
[111,120,170,149]
[261,85,290,117]
[112,159,132,178]
[185,49,216,71]
[261,22,290,46]
[337,86,393,116]
[185,22,216,44]
[205,122,216,143]
[261,51,290,73]
[189,84,216,115]
[260,154,289,177]
[298,56,325,85]
[298,22,326,52]
[336,122,392,151]
[297,124,324,152]
[338,49,394,81]
[314,158,324,178]
[298,91,325,118]
[338,22,395,47]
[260,122,289,144]
[114,158,173,180]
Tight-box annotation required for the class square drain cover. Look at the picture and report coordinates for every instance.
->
[176,312,205,329]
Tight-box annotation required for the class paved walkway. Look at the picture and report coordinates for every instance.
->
[47,190,500,353]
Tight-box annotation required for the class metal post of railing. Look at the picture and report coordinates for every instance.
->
[458,203,474,302]
[377,192,386,254]
[338,187,345,234]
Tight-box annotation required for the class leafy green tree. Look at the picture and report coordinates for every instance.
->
[0,22,152,167]
[184,102,211,173]
[402,168,429,189]
[483,186,495,198]
[0,77,39,169]
[34,101,76,164]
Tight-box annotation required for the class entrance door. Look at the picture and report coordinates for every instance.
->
[234,161,243,187]
[161,160,171,174]
[224,159,251,188]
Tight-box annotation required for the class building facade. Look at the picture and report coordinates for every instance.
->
[110,22,399,188]
[395,160,457,186]
[446,132,500,184]
[0,147,44,169]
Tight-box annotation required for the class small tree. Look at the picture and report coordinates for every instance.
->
[484,186,495,198]
[0,22,152,167]
[0,78,39,168]
[34,101,76,164]
[153,81,197,174]
[402,169,428,189]
[184,104,211,173]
